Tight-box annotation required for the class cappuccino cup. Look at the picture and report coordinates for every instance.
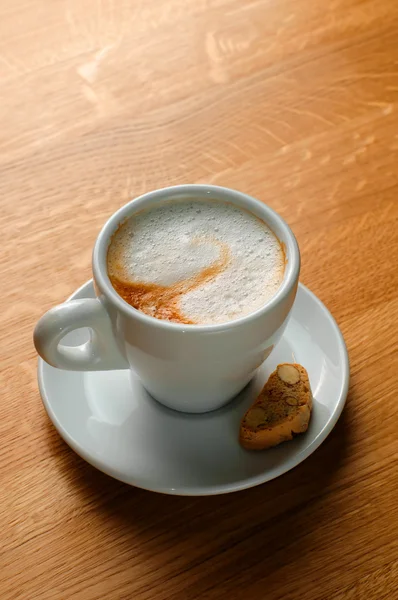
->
[34,185,300,413]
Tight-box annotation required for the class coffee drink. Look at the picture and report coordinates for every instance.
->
[107,199,285,325]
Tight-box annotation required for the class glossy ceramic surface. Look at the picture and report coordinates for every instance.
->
[38,280,349,496]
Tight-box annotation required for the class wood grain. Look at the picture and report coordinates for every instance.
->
[1,0,397,598]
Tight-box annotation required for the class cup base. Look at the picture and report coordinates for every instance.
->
[139,376,254,414]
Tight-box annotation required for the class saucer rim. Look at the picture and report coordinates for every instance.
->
[38,280,350,496]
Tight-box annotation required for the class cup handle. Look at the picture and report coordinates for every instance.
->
[34,298,129,371]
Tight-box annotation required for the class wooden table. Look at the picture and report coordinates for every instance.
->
[1,0,397,598]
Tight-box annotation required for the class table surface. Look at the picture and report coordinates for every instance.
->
[1,0,398,598]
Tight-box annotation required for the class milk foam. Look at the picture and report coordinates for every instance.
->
[107,200,285,324]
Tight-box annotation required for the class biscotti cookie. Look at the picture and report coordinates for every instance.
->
[240,364,312,450]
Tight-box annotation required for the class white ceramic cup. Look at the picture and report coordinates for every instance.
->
[34,185,300,413]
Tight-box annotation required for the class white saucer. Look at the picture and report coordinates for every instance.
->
[38,281,349,496]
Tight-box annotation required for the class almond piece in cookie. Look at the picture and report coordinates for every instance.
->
[239,363,312,450]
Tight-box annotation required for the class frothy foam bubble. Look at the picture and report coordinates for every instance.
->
[107,200,285,324]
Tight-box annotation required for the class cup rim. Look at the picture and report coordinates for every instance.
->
[93,184,300,332]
